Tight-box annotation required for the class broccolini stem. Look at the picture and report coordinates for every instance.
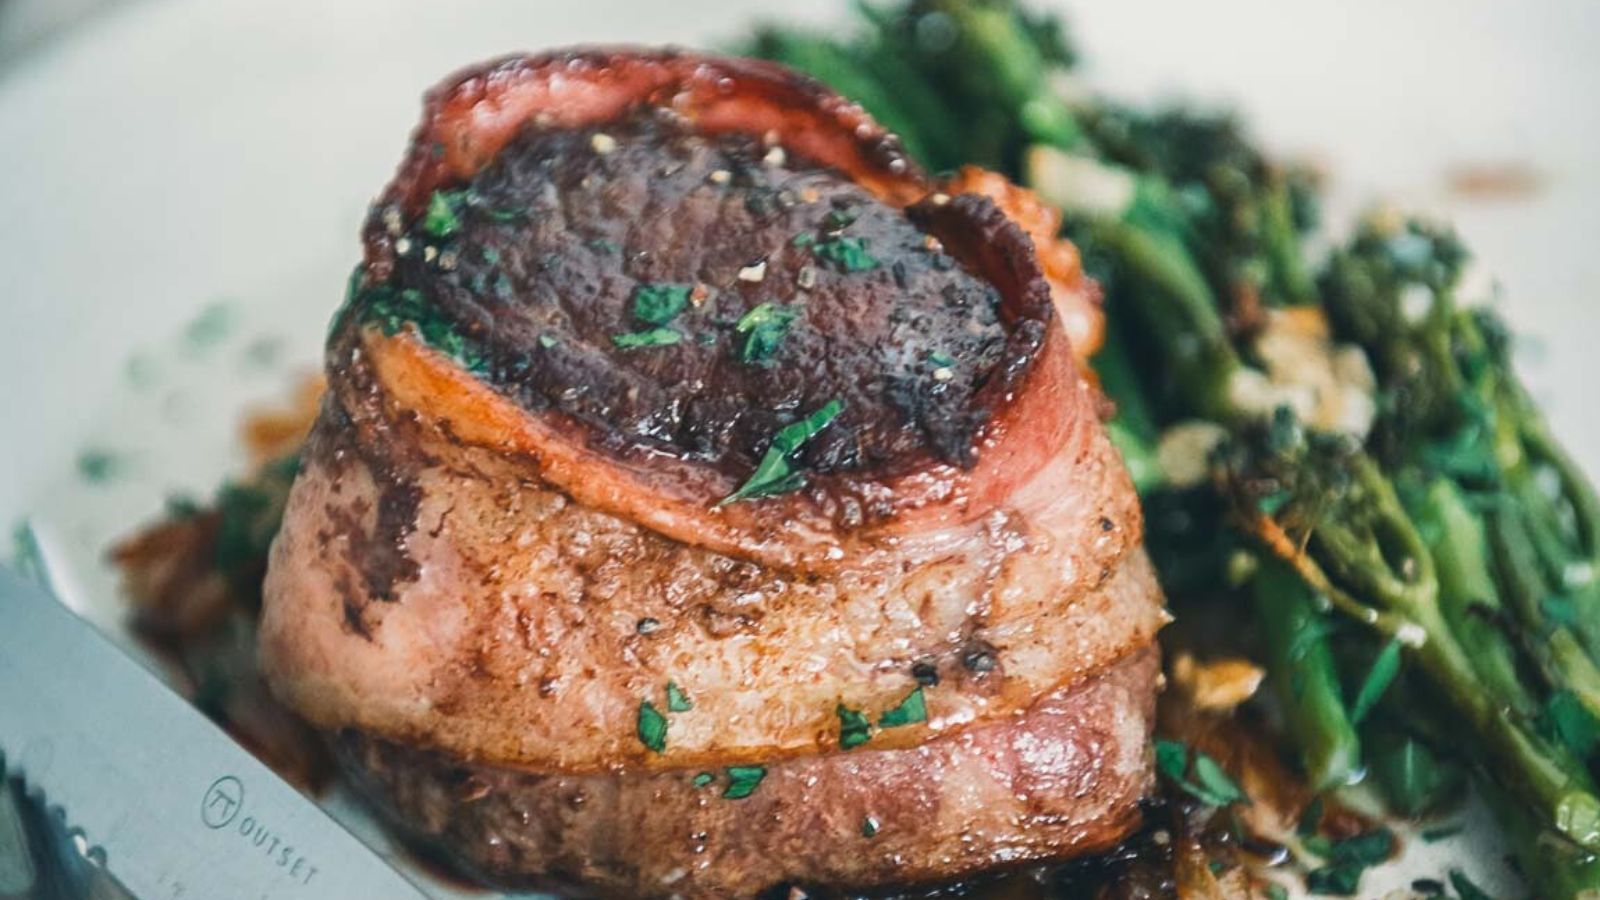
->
[1251,557,1363,789]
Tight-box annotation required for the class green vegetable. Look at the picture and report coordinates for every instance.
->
[1251,558,1363,790]
[860,816,879,838]
[423,189,465,238]
[722,765,766,799]
[1304,828,1395,897]
[877,687,927,728]
[76,448,123,484]
[734,303,800,362]
[1365,726,1465,818]
[721,400,844,504]
[632,283,691,325]
[837,704,872,750]
[666,681,693,713]
[360,283,488,373]
[1349,637,1403,725]
[812,235,878,271]
[636,700,667,753]
[1154,738,1246,807]
[692,772,714,789]
[611,327,682,349]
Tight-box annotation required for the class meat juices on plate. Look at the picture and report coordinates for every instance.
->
[258,49,1166,899]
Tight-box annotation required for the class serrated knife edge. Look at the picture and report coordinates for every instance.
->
[0,564,432,900]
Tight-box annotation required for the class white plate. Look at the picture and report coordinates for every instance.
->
[4,0,1599,896]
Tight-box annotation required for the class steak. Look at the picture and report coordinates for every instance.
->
[259,48,1165,898]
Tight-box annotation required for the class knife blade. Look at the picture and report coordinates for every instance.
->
[2,761,138,900]
[0,564,433,900]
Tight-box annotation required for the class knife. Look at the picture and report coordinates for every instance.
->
[0,563,433,900]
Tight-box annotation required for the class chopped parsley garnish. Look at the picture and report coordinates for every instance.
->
[538,334,558,349]
[878,687,927,728]
[1349,637,1403,725]
[791,232,816,248]
[1449,869,1495,900]
[836,704,872,750]
[632,283,692,325]
[822,209,858,231]
[692,772,714,789]
[612,327,682,349]
[184,302,234,351]
[666,681,693,713]
[927,350,956,368]
[1264,885,1288,900]
[76,448,123,484]
[636,699,667,753]
[720,400,844,504]
[861,816,879,838]
[361,284,488,374]
[1303,828,1395,897]
[722,765,766,799]
[1154,739,1247,807]
[423,189,466,238]
[813,234,879,272]
[734,303,800,363]
[1305,864,1362,896]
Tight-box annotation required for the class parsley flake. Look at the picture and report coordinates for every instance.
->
[878,687,927,728]
[636,699,667,753]
[813,235,879,272]
[76,448,124,484]
[723,765,766,799]
[632,283,692,325]
[424,189,466,238]
[1304,828,1395,897]
[837,704,872,750]
[1305,864,1362,896]
[721,400,844,504]
[1264,885,1289,900]
[612,327,682,349]
[1154,738,1247,807]
[692,772,714,789]
[927,350,956,368]
[666,681,693,713]
[361,285,487,373]
[861,816,880,838]
[734,303,800,363]
[538,334,558,349]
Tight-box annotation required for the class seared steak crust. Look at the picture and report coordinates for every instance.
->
[382,110,1015,473]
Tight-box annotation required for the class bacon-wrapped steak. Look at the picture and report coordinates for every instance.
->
[259,49,1165,898]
